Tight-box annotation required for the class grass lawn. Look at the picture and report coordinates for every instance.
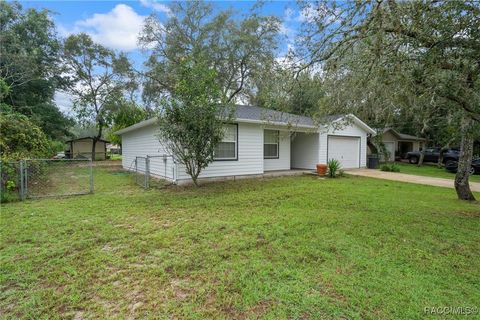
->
[392,162,480,182]
[1,167,480,319]
[109,154,122,161]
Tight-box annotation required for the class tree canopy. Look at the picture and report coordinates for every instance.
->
[0,1,71,140]
[62,33,136,160]
[107,100,148,146]
[139,1,281,106]
[0,111,52,161]
[298,0,480,200]
[156,55,233,185]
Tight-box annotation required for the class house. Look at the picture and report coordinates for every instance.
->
[65,137,110,160]
[115,105,376,184]
[371,128,426,161]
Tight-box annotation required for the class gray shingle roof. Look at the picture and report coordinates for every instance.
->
[116,105,352,135]
[234,105,320,127]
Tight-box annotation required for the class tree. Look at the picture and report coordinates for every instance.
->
[0,1,71,140]
[139,1,280,106]
[0,111,52,161]
[156,55,232,186]
[298,0,480,200]
[252,63,325,117]
[107,100,148,147]
[62,33,136,160]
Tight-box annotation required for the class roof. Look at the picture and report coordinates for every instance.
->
[115,105,376,135]
[66,137,110,143]
[234,105,315,127]
[383,128,426,141]
[115,118,158,135]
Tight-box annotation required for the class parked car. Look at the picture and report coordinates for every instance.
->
[445,159,480,175]
[52,152,66,159]
[406,148,459,164]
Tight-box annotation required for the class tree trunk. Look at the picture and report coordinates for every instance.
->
[185,161,200,187]
[91,138,97,161]
[455,116,475,201]
[92,123,103,162]
[437,139,454,168]
[437,149,445,168]
[417,151,425,167]
[367,139,378,154]
[191,175,199,187]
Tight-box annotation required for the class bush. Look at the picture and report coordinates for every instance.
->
[0,161,21,202]
[327,159,342,178]
[380,163,400,172]
[49,140,66,153]
[0,111,52,202]
[0,111,52,160]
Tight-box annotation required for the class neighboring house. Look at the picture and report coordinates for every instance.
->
[106,143,121,155]
[371,128,426,161]
[66,137,110,160]
[115,105,376,184]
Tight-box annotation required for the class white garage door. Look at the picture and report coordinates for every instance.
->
[328,136,360,169]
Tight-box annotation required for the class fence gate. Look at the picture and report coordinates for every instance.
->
[25,159,93,198]
[134,156,149,188]
[1,159,93,202]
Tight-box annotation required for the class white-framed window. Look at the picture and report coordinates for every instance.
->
[214,124,238,160]
[264,129,279,159]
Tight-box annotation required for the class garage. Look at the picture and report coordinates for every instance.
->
[327,135,361,169]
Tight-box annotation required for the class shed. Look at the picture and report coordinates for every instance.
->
[66,137,110,160]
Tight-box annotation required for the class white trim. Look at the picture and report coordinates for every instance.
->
[263,129,279,159]
[331,114,377,135]
[115,118,158,135]
[213,124,238,160]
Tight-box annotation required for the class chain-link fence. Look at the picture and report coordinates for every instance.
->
[134,156,149,188]
[133,155,175,189]
[0,161,23,202]
[1,159,93,202]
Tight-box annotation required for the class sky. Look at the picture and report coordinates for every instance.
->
[19,0,311,113]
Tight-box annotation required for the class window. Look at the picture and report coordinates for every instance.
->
[264,130,279,159]
[214,124,237,160]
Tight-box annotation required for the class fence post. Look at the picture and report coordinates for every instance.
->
[89,158,94,193]
[145,156,150,189]
[18,160,25,201]
[24,160,28,199]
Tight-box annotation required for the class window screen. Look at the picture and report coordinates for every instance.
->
[264,130,279,158]
[214,124,237,160]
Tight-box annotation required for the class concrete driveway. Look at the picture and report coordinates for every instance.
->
[347,168,480,192]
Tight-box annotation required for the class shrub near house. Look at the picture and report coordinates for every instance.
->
[0,111,53,201]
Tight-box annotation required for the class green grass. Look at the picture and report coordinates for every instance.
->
[109,154,122,161]
[392,162,480,182]
[1,167,480,319]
